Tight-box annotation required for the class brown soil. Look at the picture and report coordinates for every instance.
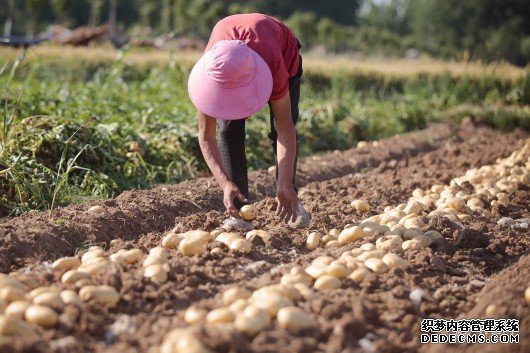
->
[1,122,528,353]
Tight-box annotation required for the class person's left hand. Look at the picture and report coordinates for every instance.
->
[276,183,298,222]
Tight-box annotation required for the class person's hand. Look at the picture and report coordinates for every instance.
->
[276,183,298,222]
[222,182,247,218]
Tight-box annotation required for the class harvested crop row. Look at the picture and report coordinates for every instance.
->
[151,139,530,352]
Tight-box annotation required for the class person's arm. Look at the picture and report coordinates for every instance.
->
[197,111,246,217]
[270,92,298,221]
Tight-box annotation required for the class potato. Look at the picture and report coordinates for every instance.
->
[0,314,34,335]
[234,305,270,336]
[382,253,407,269]
[246,230,272,243]
[206,308,235,324]
[412,188,425,198]
[321,234,335,245]
[277,306,316,332]
[357,250,385,262]
[338,226,365,244]
[52,257,81,272]
[28,287,61,301]
[305,232,320,250]
[251,284,301,302]
[143,264,168,285]
[305,257,334,279]
[254,292,293,317]
[78,262,108,276]
[239,205,258,221]
[314,275,341,290]
[281,267,313,286]
[79,285,120,307]
[223,288,251,305]
[229,239,251,254]
[349,268,370,283]
[376,235,403,252]
[184,306,208,324]
[185,230,212,245]
[402,239,424,251]
[525,286,530,304]
[360,243,376,251]
[60,290,82,307]
[485,304,498,316]
[323,263,349,279]
[404,202,423,215]
[81,249,105,264]
[0,286,25,303]
[351,200,371,213]
[229,298,248,313]
[179,237,206,256]
[33,291,64,311]
[329,229,341,237]
[215,232,241,246]
[87,205,105,214]
[110,249,143,265]
[210,247,224,255]
[325,240,341,248]
[467,198,484,209]
[4,301,31,319]
[160,332,212,353]
[403,217,426,229]
[25,305,58,328]
[142,247,168,267]
[364,258,389,273]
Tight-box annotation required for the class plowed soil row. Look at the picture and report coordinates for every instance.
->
[1,122,529,353]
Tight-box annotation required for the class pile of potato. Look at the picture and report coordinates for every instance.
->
[156,140,530,351]
[305,138,530,253]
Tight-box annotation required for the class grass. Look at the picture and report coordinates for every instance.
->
[0,45,529,216]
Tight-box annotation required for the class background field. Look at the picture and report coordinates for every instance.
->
[1,45,529,216]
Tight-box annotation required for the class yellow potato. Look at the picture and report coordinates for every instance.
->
[314,275,341,290]
[305,232,320,250]
[79,285,120,307]
[338,226,365,244]
[25,305,58,328]
[277,306,316,332]
[351,200,371,213]
[222,287,251,305]
[239,205,258,221]
[349,268,370,283]
[52,257,81,272]
[254,292,293,317]
[364,258,389,273]
[179,237,206,256]
[0,286,25,303]
[0,314,34,335]
[33,291,64,311]
[206,307,235,324]
[4,301,31,320]
[184,306,208,324]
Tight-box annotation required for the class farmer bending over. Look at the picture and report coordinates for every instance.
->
[188,13,310,229]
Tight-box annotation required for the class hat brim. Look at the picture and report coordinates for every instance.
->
[188,49,273,120]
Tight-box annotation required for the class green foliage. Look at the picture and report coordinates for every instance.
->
[1,0,529,64]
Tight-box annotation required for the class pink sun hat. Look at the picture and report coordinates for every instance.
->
[188,40,273,120]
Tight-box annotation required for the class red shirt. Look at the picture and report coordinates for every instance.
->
[205,13,300,101]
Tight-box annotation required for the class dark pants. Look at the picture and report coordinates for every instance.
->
[218,50,303,209]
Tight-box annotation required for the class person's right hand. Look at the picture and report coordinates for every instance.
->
[221,182,247,218]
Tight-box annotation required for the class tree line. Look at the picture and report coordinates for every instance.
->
[1,0,529,65]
